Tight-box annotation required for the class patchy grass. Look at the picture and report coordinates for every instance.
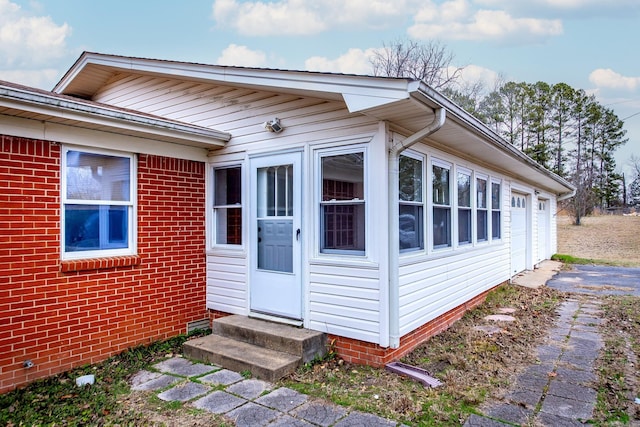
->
[551,253,621,266]
[0,330,226,427]
[281,285,563,426]
[557,215,640,267]
[594,296,640,424]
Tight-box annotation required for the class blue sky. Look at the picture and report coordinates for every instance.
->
[1,0,639,173]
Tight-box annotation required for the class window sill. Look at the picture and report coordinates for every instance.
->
[60,255,141,273]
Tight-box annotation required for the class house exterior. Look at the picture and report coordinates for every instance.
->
[0,52,573,393]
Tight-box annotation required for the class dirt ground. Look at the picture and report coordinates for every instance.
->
[556,214,640,266]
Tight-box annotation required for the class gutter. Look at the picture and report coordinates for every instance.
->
[557,189,576,201]
[388,107,446,348]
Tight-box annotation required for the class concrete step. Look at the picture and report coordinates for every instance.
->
[211,315,327,364]
[183,334,301,382]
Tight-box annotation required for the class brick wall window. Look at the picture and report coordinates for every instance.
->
[62,146,136,259]
[213,166,242,245]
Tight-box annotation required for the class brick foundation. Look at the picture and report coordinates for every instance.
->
[329,286,499,367]
[0,135,208,393]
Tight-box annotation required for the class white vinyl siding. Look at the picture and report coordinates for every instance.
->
[308,262,381,343]
[206,254,247,314]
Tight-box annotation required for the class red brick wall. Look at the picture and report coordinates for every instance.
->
[329,285,499,367]
[0,135,209,393]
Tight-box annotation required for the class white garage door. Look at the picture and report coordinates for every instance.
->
[511,193,528,275]
[537,200,548,263]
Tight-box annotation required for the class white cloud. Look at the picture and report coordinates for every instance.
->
[0,0,71,67]
[0,68,60,88]
[212,0,413,36]
[305,48,380,75]
[409,0,563,42]
[216,44,267,67]
[589,68,640,92]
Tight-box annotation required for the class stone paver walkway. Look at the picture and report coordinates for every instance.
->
[464,295,603,426]
[131,356,403,426]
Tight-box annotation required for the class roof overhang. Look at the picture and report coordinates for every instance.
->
[53,52,573,197]
[1,81,230,149]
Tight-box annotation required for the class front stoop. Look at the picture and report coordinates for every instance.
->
[183,315,327,382]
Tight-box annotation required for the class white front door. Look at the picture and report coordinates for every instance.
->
[249,152,302,320]
[537,199,548,263]
[511,192,528,275]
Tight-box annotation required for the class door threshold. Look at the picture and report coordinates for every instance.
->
[250,311,303,327]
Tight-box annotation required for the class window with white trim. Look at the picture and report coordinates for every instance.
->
[399,154,424,252]
[476,176,488,242]
[62,147,135,259]
[491,181,501,239]
[320,151,365,254]
[432,161,451,248]
[457,170,471,245]
[213,166,242,245]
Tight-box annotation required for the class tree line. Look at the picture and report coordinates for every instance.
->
[370,40,629,223]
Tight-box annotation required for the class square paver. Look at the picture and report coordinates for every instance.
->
[291,400,348,426]
[333,411,397,427]
[199,369,243,385]
[153,357,218,377]
[269,415,315,426]
[554,367,596,385]
[536,412,590,427]
[547,381,597,403]
[227,379,273,399]
[227,401,279,427]
[255,387,308,412]
[540,394,595,420]
[463,414,512,426]
[485,403,532,425]
[192,390,246,414]
[130,371,182,391]
[157,381,210,402]
[505,388,543,409]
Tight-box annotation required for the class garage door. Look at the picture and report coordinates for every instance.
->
[511,193,527,275]
[537,199,548,263]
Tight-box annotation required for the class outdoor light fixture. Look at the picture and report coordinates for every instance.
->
[264,118,283,133]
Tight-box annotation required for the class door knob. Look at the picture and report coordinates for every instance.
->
[296,229,301,241]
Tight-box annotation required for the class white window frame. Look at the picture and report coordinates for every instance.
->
[212,164,244,248]
[491,179,502,240]
[430,158,452,250]
[399,152,426,253]
[317,147,367,257]
[475,173,489,243]
[456,167,472,247]
[61,145,136,260]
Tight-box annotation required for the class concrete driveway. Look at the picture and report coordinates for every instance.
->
[546,264,640,296]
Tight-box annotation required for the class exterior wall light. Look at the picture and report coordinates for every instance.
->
[264,118,283,133]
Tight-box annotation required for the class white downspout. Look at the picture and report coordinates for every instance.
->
[388,107,446,348]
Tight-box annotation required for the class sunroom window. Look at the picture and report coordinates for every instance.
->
[477,177,488,242]
[457,171,471,245]
[320,152,365,254]
[63,147,135,259]
[213,166,242,245]
[432,163,451,248]
[491,181,501,239]
[399,154,424,252]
